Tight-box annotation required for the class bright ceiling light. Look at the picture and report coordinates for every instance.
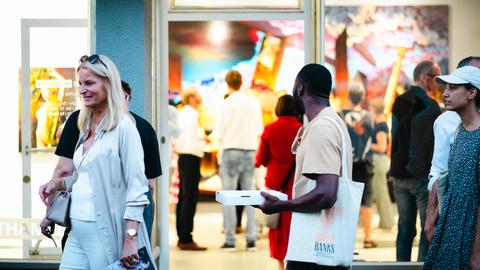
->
[208,21,229,46]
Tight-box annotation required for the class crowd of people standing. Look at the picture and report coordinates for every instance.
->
[36,53,480,269]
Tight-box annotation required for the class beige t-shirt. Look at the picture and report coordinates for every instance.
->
[292,107,353,199]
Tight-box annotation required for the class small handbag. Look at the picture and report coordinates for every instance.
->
[46,140,88,227]
[265,161,296,229]
[46,190,72,227]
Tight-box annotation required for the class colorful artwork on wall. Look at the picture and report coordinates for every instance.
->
[324,5,449,110]
[169,20,305,132]
[19,67,78,150]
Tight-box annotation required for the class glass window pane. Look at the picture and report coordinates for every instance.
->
[0,0,87,259]
[324,5,449,113]
[323,4,449,262]
[168,19,304,158]
[28,27,87,218]
[0,26,87,258]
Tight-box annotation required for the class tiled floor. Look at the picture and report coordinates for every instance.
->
[0,201,422,270]
[168,201,420,270]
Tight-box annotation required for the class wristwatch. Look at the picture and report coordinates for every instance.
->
[126,228,137,237]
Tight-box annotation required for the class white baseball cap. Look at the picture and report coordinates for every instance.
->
[435,66,480,90]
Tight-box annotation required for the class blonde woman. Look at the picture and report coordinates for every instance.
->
[39,55,154,269]
[369,97,394,230]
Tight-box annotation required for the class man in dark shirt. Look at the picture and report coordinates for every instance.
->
[390,60,441,262]
[40,81,161,248]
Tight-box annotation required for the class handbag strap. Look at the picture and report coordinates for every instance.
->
[71,131,100,185]
[71,149,88,184]
[322,116,349,180]
[281,161,296,190]
[361,137,372,160]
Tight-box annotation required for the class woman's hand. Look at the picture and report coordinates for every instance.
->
[424,206,439,243]
[471,221,480,270]
[121,235,139,268]
[39,179,61,205]
[40,217,55,238]
[469,253,480,270]
[425,183,439,244]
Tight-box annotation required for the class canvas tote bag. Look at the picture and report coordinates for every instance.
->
[285,116,364,266]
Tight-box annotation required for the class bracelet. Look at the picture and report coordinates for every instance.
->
[51,178,65,190]
[58,178,65,190]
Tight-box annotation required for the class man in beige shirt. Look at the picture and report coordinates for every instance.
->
[258,64,353,270]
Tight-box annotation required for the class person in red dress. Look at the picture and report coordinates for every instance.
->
[256,94,302,270]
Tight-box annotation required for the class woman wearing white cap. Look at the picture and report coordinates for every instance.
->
[424,66,480,269]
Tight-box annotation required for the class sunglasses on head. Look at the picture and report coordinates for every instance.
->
[79,54,107,69]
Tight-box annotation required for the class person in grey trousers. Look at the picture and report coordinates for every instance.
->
[213,70,263,251]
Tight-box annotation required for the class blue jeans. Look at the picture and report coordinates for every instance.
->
[394,177,429,262]
[220,149,257,245]
[144,188,155,241]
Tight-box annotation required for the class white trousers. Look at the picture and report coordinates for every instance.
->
[60,219,109,270]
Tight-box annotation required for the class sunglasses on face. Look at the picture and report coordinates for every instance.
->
[79,54,107,69]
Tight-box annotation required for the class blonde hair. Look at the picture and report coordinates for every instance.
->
[369,96,385,115]
[181,88,201,106]
[348,81,365,105]
[77,55,126,132]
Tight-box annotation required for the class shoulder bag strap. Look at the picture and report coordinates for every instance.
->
[281,161,296,190]
[362,137,372,160]
[71,130,101,185]
[322,117,349,180]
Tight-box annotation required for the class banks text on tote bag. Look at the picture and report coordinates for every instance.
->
[285,116,364,266]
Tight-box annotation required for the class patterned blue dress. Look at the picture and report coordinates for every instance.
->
[424,126,480,269]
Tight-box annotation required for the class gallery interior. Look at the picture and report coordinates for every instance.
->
[1,0,479,269]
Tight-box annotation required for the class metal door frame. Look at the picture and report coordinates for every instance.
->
[152,1,321,269]
[20,18,88,257]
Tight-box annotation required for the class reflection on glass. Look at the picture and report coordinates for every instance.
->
[324,5,449,112]
[169,20,304,194]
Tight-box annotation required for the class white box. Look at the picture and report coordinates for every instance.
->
[215,190,288,205]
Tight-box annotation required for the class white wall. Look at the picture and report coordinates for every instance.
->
[325,0,480,70]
